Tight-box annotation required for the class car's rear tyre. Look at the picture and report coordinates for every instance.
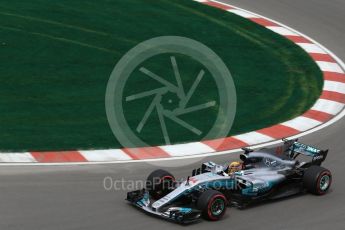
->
[303,165,332,195]
[146,169,175,200]
[197,190,227,221]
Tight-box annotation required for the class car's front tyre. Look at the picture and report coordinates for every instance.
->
[146,169,175,200]
[197,190,227,221]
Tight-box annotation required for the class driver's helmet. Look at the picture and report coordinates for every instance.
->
[228,161,242,174]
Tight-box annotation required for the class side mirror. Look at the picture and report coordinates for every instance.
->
[241,147,253,154]
[240,154,247,162]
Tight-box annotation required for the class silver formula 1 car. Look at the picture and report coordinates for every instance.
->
[126,139,332,224]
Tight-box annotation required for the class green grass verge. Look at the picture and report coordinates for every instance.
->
[0,0,323,151]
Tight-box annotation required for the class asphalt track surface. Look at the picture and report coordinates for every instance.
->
[1,0,345,229]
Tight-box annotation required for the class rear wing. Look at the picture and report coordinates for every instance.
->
[282,138,328,166]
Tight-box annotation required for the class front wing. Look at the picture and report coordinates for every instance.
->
[126,189,201,224]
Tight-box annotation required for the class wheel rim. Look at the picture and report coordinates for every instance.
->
[320,174,330,191]
[161,177,174,191]
[153,177,174,198]
[211,198,225,216]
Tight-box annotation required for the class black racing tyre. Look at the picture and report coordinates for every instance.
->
[303,165,332,195]
[146,169,175,200]
[197,190,227,221]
